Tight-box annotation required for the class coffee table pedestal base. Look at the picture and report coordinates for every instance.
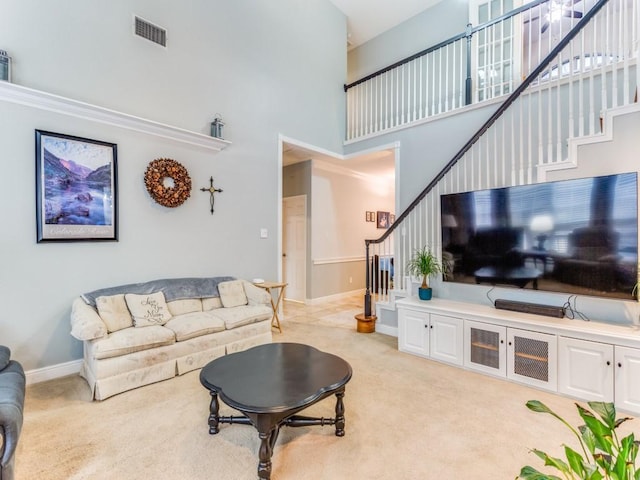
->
[207,388,347,479]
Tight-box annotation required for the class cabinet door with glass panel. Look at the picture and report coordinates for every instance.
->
[507,328,557,391]
[464,320,507,377]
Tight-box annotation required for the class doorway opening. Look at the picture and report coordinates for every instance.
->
[280,136,397,303]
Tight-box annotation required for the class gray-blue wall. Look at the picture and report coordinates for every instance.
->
[0,0,346,371]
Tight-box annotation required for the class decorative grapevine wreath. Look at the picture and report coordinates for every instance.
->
[144,158,192,208]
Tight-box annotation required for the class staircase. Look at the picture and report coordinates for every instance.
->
[356,0,639,335]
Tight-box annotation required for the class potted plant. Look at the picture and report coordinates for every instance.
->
[406,245,444,300]
[518,400,639,479]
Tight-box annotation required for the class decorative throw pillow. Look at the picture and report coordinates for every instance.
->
[96,294,133,333]
[217,280,248,308]
[125,292,172,327]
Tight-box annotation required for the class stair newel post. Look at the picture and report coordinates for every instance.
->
[355,240,376,333]
[364,241,372,317]
[465,23,473,106]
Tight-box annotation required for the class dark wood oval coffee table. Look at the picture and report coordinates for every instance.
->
[200,342,353,479]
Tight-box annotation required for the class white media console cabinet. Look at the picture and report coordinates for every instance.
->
[396,296,640,415]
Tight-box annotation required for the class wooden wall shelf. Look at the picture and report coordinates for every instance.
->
[0,81,231,152]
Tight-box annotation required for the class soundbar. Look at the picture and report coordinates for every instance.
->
[494,299,565,318]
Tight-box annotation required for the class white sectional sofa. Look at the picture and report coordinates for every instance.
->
[70,277,273,400]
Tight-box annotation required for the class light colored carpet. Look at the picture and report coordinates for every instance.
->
[16,296,628,479]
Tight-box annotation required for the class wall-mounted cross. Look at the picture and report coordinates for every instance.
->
[200,176,223,214]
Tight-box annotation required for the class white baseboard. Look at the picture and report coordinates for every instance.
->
[375,324,398,337]
[25,359,82,386]
[305,289,365,305]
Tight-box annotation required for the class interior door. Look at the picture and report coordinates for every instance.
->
[282,195,306,302]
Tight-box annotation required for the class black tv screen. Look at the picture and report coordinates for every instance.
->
[441,172,638,300]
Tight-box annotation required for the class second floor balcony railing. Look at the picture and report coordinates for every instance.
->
[344,0,623,142]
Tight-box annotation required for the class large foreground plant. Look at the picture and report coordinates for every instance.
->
[518,400,640,480]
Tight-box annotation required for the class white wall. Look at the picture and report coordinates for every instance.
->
[347,0,469,83]
[309,161,394,298]
[311,163,394,261]
[0,0,347,371]
[345,102,498,211]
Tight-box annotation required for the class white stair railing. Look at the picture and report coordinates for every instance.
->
[345,0,636,143]
[365,0,638,312]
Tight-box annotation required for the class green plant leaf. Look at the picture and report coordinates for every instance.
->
[532,449,572,474]
[577,405,614,455]
[527,401,590,459]
[614,417,633,429]
[588,402,617,430]
[615,434,639,480]
[580,425,597,454]
[593,453,612,471]
[628,434,639,466]
[526,401,574,428]
[526,400,555,414]
[520,401,639,480]
[584,465,604,480]
[518,465,563,480]
[565,445,587,476]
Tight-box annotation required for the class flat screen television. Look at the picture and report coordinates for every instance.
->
[441,172,638,300]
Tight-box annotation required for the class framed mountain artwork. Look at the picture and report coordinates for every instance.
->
[35,130,118,242]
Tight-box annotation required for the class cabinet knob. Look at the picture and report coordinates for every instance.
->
[618,362,622,368]
[606,361,611,366]
[500,340,504,344]
[430,325,433,329]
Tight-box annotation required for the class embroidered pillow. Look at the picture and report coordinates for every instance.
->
[96,294,133,332]
[125,292,172,327]
[217,280,248,308]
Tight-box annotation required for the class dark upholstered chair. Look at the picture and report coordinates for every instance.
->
[462,227,524,274]
[553,227,619,291]
[0,346,25,480]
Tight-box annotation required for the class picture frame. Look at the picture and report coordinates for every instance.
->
[377,211,390,229]
[36,130,118,242]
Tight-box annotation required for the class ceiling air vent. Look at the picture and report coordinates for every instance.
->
[134,16,167,47]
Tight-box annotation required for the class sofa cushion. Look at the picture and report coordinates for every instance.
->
[218,280,248,308]
[125,292,172,327]
[167,298,203,316]
[90,326,175,360]
[96,294,133,333]
[202,297,222,311]
[164,312,226,341]
[211,305,272,330]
